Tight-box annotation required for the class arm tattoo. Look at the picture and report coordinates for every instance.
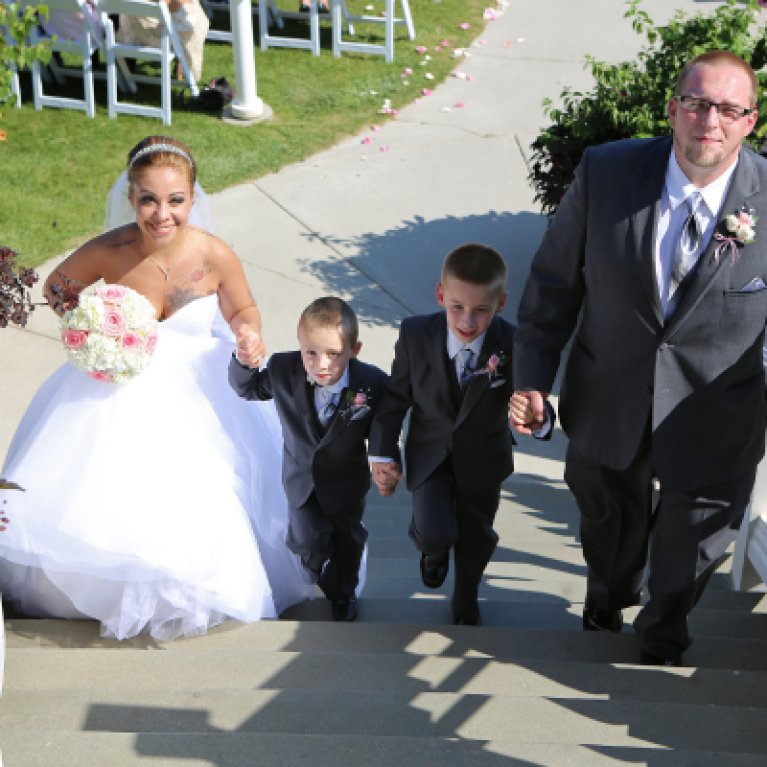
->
[107,237,137,250]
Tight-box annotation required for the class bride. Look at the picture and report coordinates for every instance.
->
[0,136,314,641]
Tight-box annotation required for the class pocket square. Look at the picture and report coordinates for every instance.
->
[489,378,507,389]
[739,277,766,293]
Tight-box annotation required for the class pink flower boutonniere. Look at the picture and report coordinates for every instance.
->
[473,351,510,389]
[343,389,373,421]
[714,206,757,265]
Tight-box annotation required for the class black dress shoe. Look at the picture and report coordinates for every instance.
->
[318,2,330,12]
[583,596,622,633]
[453,608,482,626]
[331,597,358,622]
[299,3,310,11]
[640,650,682,667]
[420,552,449,589]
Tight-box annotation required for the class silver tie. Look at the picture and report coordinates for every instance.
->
[316,387,338,428]
[456,348,474,393]
[667,191,703,317]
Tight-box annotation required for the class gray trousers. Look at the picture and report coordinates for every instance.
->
[286,492,367,602]
[565,430,754,661]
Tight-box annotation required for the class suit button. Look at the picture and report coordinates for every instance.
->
[646,385,654,394]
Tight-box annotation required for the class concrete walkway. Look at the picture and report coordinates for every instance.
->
[3,1,767,765]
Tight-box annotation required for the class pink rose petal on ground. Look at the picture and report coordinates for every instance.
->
[441,40,449,46]
[503,41,511,47]
[380,10,386,16]
[372,124,381,131]
[88,371,112,384]
[414,98,421,104]
[380,146,390,152]
[466,74,475,81]
[391,109,399,115]
[362,137,372,145]
[455,101,466,108]
[434,46,441,51]
[422,89,432,96]
[401,73,407,78]
[62,329,88,351]
[404,67,412,74]
[416,45,427,54]
[460,23,470,29]
[479,40,488,45]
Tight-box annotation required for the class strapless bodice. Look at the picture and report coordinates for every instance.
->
[159,294,220,338]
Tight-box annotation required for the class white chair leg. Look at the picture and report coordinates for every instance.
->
[331,0,341,57]
[310,0,320,56]
[384,0,394,63]
[82,32,95,118]
[268,0,284,29]
[339,0,353,36]
[259,0,269,51]
[161,32,172,125]
[31,61,44,111]
[105,22,118,119]
[10,69,21,108]
[400,0,415,40]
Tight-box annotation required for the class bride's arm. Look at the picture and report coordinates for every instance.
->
[216,243,267,365]
[43,239,104,316]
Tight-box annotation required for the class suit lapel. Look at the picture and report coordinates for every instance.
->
[292,360,324,443]
[663,150,760,341]
[320,359,367,446]
[455,317,502,429]
[630,138,671,328]
[426,314,460,418]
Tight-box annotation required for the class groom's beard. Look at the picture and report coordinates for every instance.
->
[685,143,725,168]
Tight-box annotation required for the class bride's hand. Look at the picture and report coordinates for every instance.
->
[236,325,266,369]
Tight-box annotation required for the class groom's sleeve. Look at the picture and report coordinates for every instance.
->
[228,353,274,401]
[513,148,591,393]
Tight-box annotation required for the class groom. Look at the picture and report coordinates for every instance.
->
[512,51,767,666]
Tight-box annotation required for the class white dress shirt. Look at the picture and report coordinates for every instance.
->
[655,151,738,316]
[308,366,349,417]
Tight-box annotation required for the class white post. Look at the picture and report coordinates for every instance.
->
[229,0,264,119]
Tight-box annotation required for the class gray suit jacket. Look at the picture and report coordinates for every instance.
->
[229,353,388,513]
[514,136,767,491]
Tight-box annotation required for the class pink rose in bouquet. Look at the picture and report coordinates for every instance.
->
[88,371,113,383]
[97,285,127,303]
[101,307,128,338]
[145,332,159,356]
[121,331,144,353]
[62,329,88,351]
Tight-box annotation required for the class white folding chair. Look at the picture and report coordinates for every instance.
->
[332,0,414,64]
[259,0,353,56]
[199,0,283,43]
[25,0,105,117]
[99,0,199,126]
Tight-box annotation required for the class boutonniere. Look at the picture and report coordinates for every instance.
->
[341,388,372,421]
[472,352,509,389]
[714,205,757,265]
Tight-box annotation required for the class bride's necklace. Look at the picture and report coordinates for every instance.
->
[136,223,189,282]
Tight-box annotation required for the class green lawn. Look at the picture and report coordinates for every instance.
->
[2,0,489,267]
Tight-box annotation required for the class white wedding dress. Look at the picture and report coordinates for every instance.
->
[0,294,316,641]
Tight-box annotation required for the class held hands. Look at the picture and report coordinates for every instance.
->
[372,462,403,497]
[235,325,266,369]
[510,390,549,435]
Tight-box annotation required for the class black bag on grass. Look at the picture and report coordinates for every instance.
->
[197,77,235,111]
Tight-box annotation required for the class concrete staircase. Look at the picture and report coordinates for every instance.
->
[2,476,767,766]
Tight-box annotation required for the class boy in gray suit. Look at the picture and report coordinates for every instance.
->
[229,297,387,622]
[369,244,553,626]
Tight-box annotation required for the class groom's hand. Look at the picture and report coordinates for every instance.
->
[236,325,266,369]
[510,390,549,435]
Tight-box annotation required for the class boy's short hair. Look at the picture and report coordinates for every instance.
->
[441,243,508,298]
[299,297,359,347]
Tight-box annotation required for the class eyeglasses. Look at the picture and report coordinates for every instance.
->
[676,96,755,124]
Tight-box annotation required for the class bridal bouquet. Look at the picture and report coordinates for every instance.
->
[59,285,158,386]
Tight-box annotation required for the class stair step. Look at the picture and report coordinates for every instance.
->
[7,619,767,670]
[4,733,765,767]
[1,690,766,752]
[4,651,767,707]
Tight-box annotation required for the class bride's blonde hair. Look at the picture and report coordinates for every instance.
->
[127,136,197,188]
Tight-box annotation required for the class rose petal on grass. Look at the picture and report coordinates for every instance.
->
[372,124,381,131]
[434,46,441,51]
[404,67,413,74]
[380,10,386,16]
[365,3,373,8]
[422,89,432,96]
[416,45,427,54]
[391,109,399,115]
[441,40,449,46]
[425,73,434,79]
[460,22,470,29]
[403,81,409,85]
[414,98,421,103]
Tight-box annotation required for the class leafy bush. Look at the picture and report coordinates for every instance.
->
[529,0,767,219]
[0,3,51,110]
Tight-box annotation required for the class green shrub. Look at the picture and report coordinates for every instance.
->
[529,0,767,219]
[1,3,51,110]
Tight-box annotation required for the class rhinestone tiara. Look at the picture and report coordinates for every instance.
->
[128,143,194,170]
